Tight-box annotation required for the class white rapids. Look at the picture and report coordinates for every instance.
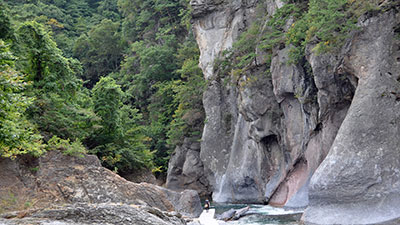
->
[198,209,219,225]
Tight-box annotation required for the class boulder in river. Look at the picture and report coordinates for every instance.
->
[216,206,250,221]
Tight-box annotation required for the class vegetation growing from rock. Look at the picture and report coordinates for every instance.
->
[215,0,387,85]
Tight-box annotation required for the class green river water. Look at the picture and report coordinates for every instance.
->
[212,203,303,225]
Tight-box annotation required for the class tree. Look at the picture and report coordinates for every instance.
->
[97,0,120,21]
[0,3,13,40]
[119,40,179,110]
[146,81,178,174]
[91,76,123,144]
[167,38,204,147]
[2,0,203,178]
[0,40,44,158]
[73,19,125,87]
[16,21,95,141]
[118,0,186,43]
[90,76,153,173]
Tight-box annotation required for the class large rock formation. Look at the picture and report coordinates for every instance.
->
[166,138,210,197]
[167,1,400,220]
[184,0,352,207]
[303,6,400,224]
[0,203,185,225]
[0,151,202,224]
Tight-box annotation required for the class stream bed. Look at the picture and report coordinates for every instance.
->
[213,203,303,225]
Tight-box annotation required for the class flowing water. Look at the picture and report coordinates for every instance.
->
[213,203,303,225]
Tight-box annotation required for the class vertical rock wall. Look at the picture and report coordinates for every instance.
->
[166,137,210,197]
[191,0,259,198]
[186,0,354,207]
[167,1,400,219]
[303,8,400,224]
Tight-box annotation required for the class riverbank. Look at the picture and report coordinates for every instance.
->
[0,151,202,225]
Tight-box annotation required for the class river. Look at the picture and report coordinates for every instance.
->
[213,203,303,225]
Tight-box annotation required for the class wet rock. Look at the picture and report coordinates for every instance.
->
[233,206,250,220]
[216,208,236,221]
[216,206,250,221]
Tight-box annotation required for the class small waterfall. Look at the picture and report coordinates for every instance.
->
[213,174,227,202]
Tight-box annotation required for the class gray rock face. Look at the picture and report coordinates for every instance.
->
[0,203,185,225]
[0,151,202,219]
[303,8,400,224]
[191,0,268,203]
[170,1,400,221]
[193,0,250,194]
[190,0,225,17]
[187,0,353,207]
[166,138,209,197]
[121,168,158,185]
[175,190,203,217]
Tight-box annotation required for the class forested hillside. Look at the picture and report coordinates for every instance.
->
[0,0,204,178]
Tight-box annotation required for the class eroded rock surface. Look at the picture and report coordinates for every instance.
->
[166,138,210,197]
[146,0,400,221]
[167,1,400,221]
[0,203,185,225]
[303,7,400,224]
[0,151,202,221]
[183,0,352,207]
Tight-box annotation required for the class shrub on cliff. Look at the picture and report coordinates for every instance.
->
[216,0,385,85]
[286,0,382,59]
[47,135,87,158]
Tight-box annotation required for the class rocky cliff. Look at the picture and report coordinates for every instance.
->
[167,0,400,223]
[168,0,338,206]
[188,0,342,207]
[303,6,400,224]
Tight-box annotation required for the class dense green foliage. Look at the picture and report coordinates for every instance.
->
[89,76,153,173]
[73,19,125,87]
[0,0,204,178]
[16,21,95,141]
[115,0,204,174]
[47,135,87,158]
[0,40,44,158]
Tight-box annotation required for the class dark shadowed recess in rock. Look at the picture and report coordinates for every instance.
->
[260,135,278,152]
